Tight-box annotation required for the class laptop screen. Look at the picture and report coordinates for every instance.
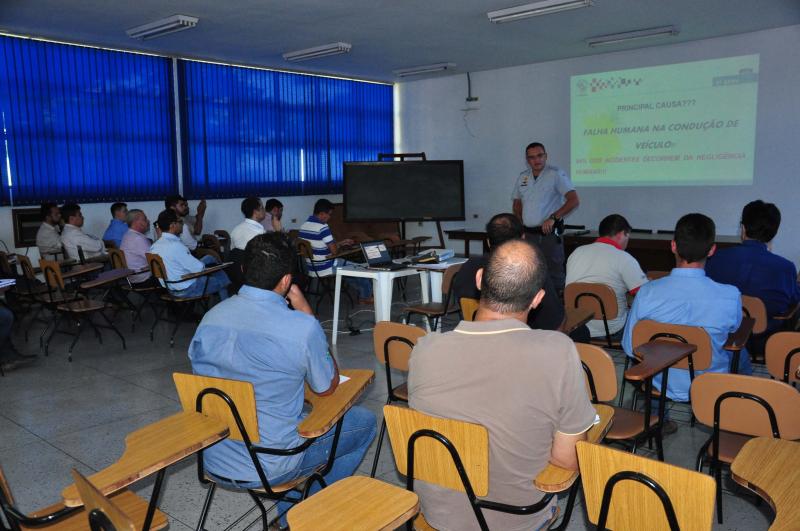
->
[360,241,391,265]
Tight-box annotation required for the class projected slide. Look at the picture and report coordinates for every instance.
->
[571,55,759,186]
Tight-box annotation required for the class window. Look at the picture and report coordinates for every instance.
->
[0,36,177,205]
[180,60,393,198]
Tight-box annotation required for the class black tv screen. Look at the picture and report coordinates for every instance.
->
[343,161,465,221]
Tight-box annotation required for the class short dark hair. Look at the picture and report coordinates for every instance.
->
[265,198,283,211]
[164,194,186,210]
[741,200,780,243]
[674,213,715,263]
[598,214,632,237]
[486,213,524,247]
[481,239,547,313]
[110,202,127,217]
[61,203,81,222]
[313,199,335,215]
[525,142,546,153]
[156,209,178,231]
[40,202,58,220]
[243,233,295,290]
[241,196,263,218]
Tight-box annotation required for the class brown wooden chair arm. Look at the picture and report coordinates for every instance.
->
[180,262,232,281]
[773,302,800,321]
[79,268,134,290]
[559,307,594,334]
[61,263,104,280]
[299,369,374,438]
[325,247,362,260]
[625,341,697,381]
[724,316,755,351]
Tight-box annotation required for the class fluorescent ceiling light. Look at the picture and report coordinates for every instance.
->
[587,26,679,47]
[283,42,352,62]
[487,0,592,23]
[126,15,199,40]
[393,63,456,78]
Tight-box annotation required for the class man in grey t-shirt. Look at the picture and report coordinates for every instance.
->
[408,239,596,531]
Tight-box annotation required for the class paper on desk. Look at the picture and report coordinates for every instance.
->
[339,375,351,384]
[593,413,601,425]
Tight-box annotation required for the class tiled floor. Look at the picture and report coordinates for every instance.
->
[0,281,775,530]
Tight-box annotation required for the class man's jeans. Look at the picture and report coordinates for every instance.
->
[173,255,231,300]
[210,405,376,526]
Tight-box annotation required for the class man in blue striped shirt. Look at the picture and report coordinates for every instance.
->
[298,199,372,301]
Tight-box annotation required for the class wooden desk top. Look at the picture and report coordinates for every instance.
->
[561,307,594,334]
[61,411,229,506]
[731,438,800,531]
[725,316,755,351]
[299,369,374,438]
[534,404,614,493]
[626,340,697,381]
[180,262,232,280]
[61,263,104,280]
[80,268,133,290]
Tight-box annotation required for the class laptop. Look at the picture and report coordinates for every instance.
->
[360,241,407,271]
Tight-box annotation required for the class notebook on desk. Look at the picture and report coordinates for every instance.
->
[360,241,407,271]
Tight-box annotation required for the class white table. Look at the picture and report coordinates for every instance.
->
[413,258,468,303]
[331,265,429,344]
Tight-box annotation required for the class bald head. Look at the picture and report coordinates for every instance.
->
[481,239,547,314]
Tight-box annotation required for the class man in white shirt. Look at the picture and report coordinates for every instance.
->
[165,194,206,251]
[261,198,284,233]
[35,202,63,260]
[565,214,648,340]
[230,197,266,250]
[59,203,106,260]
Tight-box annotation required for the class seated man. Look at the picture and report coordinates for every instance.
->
[453,212,580,337]
[165,194,205,251]
[623,213,748,406]
[262,198,284,233]
[565,214,648,341]
[298,199,371,301]
[230,196,266,251]
[119,209,155,287]
[189,233,376,528]
[150,210,230,300]
[60,203,106,260]
[706,200,799,339]
[35,202,63,260]
[102,202,129,248]
[409,239,596,531]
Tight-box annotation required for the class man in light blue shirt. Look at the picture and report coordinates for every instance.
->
[189,233,375,528]
[102,202,129,248]
[623,213,747,404]
[150,209,230,299]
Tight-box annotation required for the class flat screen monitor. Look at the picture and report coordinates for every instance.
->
[343,161,465,222]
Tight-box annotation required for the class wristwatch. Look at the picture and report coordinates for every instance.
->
[549,214,561,222]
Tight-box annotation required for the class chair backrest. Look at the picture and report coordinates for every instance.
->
[107,248,128,270]
[103,240,118,250]
[194,247,222,263]
[632,320,713,371]
[295,239,313,260]
[765,331,800,384]
[173,372,259,443]
[16,254,37,281]
[459,297,479,321]
[201,234,221,252]
[77,245,87,265]
[383,405,489,496]
[0,251,13,277]
[214,229,231,241]
[71,469,135,531]
[741,295,768,335]
[373,322,426,372]
[577,441,715,531]
[576,343,618,403]
[564,282,619,321]
[441,263,463,298]
[690,372,800,439]
[39,259,66,292]
[145,253,167,282]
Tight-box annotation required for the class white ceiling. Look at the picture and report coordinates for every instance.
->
[1,0,798,82]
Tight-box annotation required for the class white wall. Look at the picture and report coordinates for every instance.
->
[396,25,800,264]
[0,194,340,262]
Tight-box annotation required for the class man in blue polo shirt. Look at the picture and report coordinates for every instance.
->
[623,213,747,408]
[102,202,129,248]
[189,233,375,529]
[706,200,799,343]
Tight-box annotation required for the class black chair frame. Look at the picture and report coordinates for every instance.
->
[581,361,600,403]
[403,428,576,531]
[780,346,800,383]
[370,335,413,478]
[404,273,460,332]
[192,387,344,531]
[88,509,116,531]
[148,257,212,348]
[0,487,79,531]
[108,251,163,333]
[596,470,680,531]
[695,391,780,524]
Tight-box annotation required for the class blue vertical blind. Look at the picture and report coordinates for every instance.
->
[180,60,393,198]
[0,36,177,205]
